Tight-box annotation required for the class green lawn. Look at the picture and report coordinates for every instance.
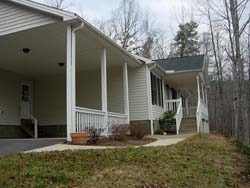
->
[0,134,248,188]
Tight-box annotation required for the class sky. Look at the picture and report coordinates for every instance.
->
[34,0,203,39]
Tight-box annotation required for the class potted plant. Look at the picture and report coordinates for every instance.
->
[70,132,89,145]
[159,111,176,133]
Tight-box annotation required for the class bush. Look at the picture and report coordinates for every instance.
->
[130,124,147,140]
[87,128,100,145]
[159,111,176,132]
[111,124,129,141]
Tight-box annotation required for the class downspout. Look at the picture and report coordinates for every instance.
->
[72,22,85,33]
[70,22,85,138]
[148,63,157,135]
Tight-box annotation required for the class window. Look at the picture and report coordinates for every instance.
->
[151,72,163,107]
[22,85,29,102]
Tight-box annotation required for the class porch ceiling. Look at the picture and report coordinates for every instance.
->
[165,71,199,91]
[0,22,134,78]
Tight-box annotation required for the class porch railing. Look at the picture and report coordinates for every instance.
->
[196,100,208,133]
[108,112,128,127]
[25,113,38,139]
[183,106,197,117]
[76,107,106,133]
[75,106,128,134]
[165,98,183,134]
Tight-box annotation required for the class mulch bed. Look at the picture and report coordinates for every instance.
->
[87,137,156,146]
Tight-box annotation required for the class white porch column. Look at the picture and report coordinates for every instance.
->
[205,87,208,106]
[162,79,166,111]
[196,75,201,133]
[123,62,130,124]
[66,26,72,141]
[101,48,108,125]
[186,97,189,115]
[71,28,76,135]
[66,26,76,142]
[196,75,201,101]
[201,82,205,103]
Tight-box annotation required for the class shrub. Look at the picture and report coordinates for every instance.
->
[130,124,147,140]
[111,124,129,141]
[87,128,100,145]
[159,111,176,132]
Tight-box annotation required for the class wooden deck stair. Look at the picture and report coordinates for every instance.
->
[180,117,197,134]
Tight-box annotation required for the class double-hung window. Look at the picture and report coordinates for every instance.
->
[151,72,163,107]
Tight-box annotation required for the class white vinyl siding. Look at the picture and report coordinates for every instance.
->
[128,66,150,121]
[76,70,102,111]
[76,68,124,114]
[0,69,24,125]
[34,75,66,126]
[152,105,164,119]
[107,68,124,114]
[0,1,59,36]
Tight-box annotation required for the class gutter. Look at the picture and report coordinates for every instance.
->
[165,69,203,75]
[72,22,85,32]
[76,18,142,67]
[149,63,157,70]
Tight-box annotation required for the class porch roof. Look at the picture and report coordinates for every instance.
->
[156,55,205,72]
[5,0,142,68]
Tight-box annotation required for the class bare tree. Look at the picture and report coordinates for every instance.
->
[44,0,70,9]
[110,0,142,52]
[152,31,170,59]
[195,0,250,142]
[96,0,168,59]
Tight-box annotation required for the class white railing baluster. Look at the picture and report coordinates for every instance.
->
[196,100,209,133]
[75,107,127,135]
[165,98,183,135]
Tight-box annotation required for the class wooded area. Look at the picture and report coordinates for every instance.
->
[44,0,250,143]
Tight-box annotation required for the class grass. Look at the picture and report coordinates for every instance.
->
[89,137,156,146]
[0,134,247,188]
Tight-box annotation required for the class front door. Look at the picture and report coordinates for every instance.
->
[20,81,32,119]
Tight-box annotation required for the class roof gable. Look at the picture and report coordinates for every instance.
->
[156,55,205,72]
[0,0,63,36]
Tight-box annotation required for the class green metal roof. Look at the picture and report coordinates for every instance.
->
[156,55,205,72]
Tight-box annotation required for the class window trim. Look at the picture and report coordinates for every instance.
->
[150,72,164,107]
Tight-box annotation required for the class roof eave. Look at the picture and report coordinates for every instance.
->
[81,20,142,67]
[8,0,142,67]
[165,69,203,75]
[9,0,79,21]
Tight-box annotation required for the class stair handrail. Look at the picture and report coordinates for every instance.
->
[175,98,183,135]
[196,99,209,133]
[25,113,38,139]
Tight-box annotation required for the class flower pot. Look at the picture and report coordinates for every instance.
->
[70,132,89,145]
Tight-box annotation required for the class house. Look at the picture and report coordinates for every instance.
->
[131,55,209,135]
[0,0,209,141]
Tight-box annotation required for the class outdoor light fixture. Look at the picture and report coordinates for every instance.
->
[22,48,30,54]
[58,62,65,67]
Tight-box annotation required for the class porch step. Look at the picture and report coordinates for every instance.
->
[180,117,197,134]
[21,119,34,138]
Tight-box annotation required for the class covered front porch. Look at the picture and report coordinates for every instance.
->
[164,70,209,134]
[0,21,139,140]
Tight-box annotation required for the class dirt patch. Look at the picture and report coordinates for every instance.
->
[88,137,156,146]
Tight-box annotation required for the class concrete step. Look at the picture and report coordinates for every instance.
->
[180,117,197,134]
[182,120,196,123]
[180,130,197,134]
